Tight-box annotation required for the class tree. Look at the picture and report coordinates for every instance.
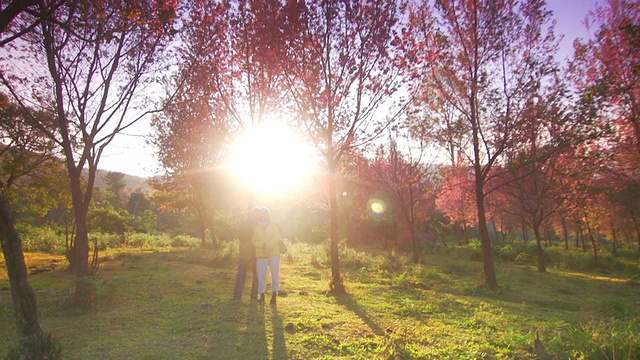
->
[152,0,289,244]
[436,162,477,244]
[104,171,127,207]
[0,0,177,304]
[0,0,65,44]
[407,0,561,288]
[1,4,68,354]
[0,94,60,358]
[283,0,405,294]
[570,0,640,254]
[608,179,640,252]
[571,0,640,158]
[127,189,152,216]
[497,66,570,272]
[372,135,434,260]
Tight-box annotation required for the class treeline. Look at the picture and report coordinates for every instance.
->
[7,145,640,273]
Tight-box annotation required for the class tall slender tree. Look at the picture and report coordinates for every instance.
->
[0,95,61,359]
[572,0,640,157]
[371,135,433,260]
[570,0,640,254]
[152,0,290,242]
[283,0,405,293]
[407,0,561,288]
[0,0,178,304]
[0,2,66,356]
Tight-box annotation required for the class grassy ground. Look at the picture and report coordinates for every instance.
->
[1,243,639,359]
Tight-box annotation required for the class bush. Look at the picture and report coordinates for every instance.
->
[460,239,483,261]
[545,247,595,271]
[339,242,373,270]
[559,320,640,360]
[514,252,533,265]
[171,234,200,248]
[498,244,515,261]
[596,297,637,318]
[16,224,65,254]
[127,233,172,248]
[283,240,328,266]
[89,232,122,250]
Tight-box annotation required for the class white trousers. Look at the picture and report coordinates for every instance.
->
[256,255,280,294]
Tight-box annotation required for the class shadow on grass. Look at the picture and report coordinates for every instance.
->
[100,249,272,359]
[233,301,269,360]
[336,293,385,336]
[271,308,288,359]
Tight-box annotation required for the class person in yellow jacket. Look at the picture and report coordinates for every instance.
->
[251,206,281,305]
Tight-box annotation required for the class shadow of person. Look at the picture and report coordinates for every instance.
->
[234,302,269,360]
[336,293,386,336]
[271,308,288,359]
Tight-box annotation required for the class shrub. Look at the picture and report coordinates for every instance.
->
[596,297,637,318]
[171,234,200,248]
[545,247,595,271]
[339,243,372,270]
[127,233,172,248]
[458,238,483,261]
[89,232,122,250]
[283,241,328,266]
[16,224,65,254]
[215,239,238,263]
[514,252,533,265]
[560,320,640,360]
[498,244,517,261]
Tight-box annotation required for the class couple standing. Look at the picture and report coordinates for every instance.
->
[233,206,281,305]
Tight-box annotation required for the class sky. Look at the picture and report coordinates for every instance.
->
[97,0,600,178]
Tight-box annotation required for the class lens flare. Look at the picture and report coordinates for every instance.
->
[368,198,386,214]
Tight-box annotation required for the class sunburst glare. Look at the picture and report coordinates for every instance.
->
[227,121,317,195]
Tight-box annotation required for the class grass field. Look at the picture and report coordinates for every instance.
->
[1,242,639,359]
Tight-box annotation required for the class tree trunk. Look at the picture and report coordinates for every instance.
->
[561,216,569,250]
[584,216,599,265]
[328,172,345,294]
[474,178,498,289]
[491,219,499,243]
[522,221,529,243]
[197,206,216,249]
[0,189,58,358]
[634,215,640,255]
[409,220,418,262]
[532,223,547,272]
[72,203,90,278]
[67,167,95,308]
[610,219,618,257]
[576,223,585,251]
[544,226,551,247]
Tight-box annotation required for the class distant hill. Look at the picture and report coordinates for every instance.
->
[93,169,151,192]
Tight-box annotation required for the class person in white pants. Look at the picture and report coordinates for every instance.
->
[251,207,281,305]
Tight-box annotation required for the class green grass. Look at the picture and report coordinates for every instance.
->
[1,243,640,359]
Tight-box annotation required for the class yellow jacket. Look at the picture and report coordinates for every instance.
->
[252,222,281,258]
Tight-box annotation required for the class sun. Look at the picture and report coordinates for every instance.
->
[227,122,317,195]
